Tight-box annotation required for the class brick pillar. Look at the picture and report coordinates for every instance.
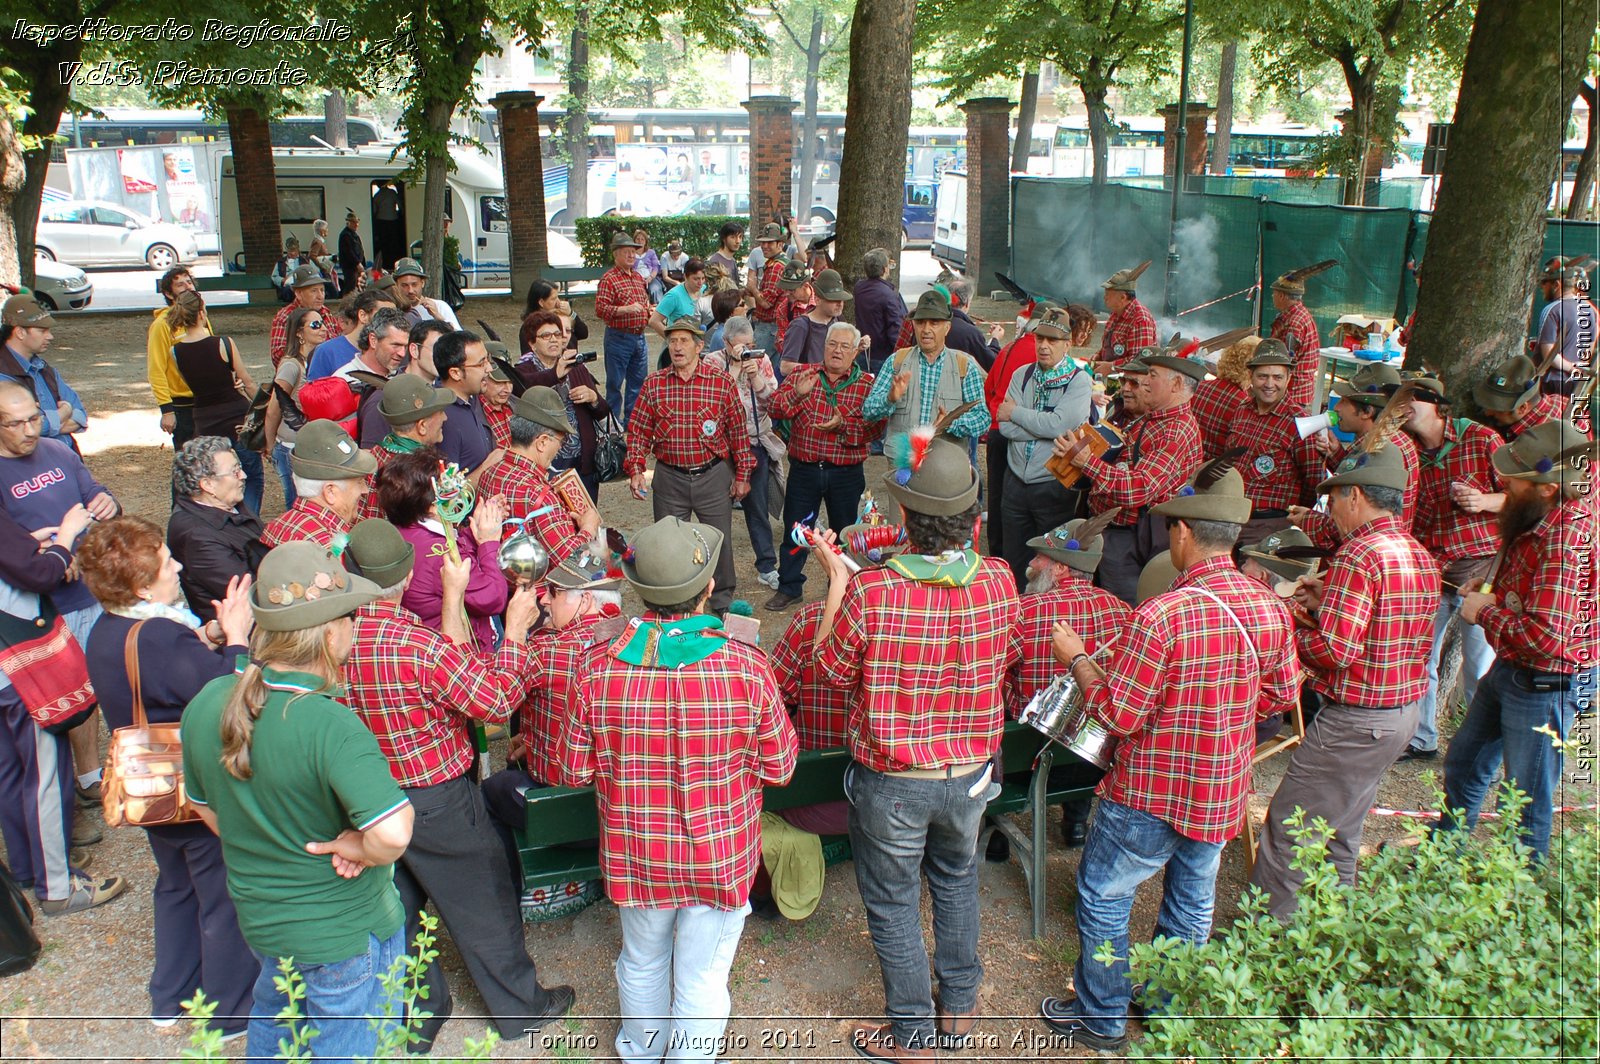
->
[743,96,796,229]
[1159,103,1215,188]
[961,97,1014,294]
[494,91,549,299]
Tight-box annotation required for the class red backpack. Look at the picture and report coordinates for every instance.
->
[296,376,360,437]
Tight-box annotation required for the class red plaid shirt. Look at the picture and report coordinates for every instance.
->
[1500,393,1567,441]
[356,439,408,521]
[1297,515,1438,707]
[768,365,881,466]
[1191,378,1248,460]
[1478,496,1599,673]
[520,614,610,784]
[1269,301,1321,412]
[1224,404,1324,513]
[343,600,536,788]
[270,302,344,368]
[260,498,349,549]
[477,451,589,565]
[1085,556,1299,842]
[623,363,755,483]
[1086,404,1203,527]
[1005,572,1131,717]
[1301,431,1421,548]
[1098,298,1158,364]
[483,400,513,449]
[769,601,851,749]
[815,555,1022,773]
[751,258,788,324]
[1410,419,1503,564]
[559,619,798,909]
[594,266,649,333]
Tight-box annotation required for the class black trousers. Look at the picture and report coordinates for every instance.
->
[985,434,1009,556]
[146,828,258,1032]
[778,460,866,597]
[999,469,1085,590]
[396,775,558,1038]
[1096,525,1142,606]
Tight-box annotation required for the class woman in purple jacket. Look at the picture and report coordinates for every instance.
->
[374,449,507,654]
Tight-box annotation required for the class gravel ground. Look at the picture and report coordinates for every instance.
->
[1,292,1592,1062]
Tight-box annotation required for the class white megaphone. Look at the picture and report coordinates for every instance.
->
[1295,411,1337,439]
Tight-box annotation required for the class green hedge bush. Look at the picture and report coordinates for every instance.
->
[1122,785,1598,1061]
[574,216,749,268]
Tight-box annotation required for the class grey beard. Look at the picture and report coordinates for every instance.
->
[1024,569,1058,596]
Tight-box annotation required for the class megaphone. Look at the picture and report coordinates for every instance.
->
[1296,410,1338,439]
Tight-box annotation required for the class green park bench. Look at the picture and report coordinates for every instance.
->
[514,720,1091,940]
[542,265,606,294]
[193,274,279,295]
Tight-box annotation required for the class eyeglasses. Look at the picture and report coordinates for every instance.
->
[306,319,325,330]
[0,413,43,430]
[207,464,246,479]
[464,359,489,370]
[535,330,563,341]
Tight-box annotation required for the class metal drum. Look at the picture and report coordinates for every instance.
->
[1019,671,1119,771]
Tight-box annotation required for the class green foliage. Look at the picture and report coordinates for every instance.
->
[173,913,499,1062]
[574,214,747,266]
[1123,787,1599,1061]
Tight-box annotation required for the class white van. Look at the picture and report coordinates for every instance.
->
[217,146,513,288]
[931,168,967,270]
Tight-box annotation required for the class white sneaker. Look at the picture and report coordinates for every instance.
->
[756,570,780,590]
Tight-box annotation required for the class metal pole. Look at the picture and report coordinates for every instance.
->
[1164,0,1196,317]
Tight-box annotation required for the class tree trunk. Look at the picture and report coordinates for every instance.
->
[6,61,72,289]
[795,8,824,221]
[324,90,349,149]
[1011,63,1040,174]
[223,100,283,283]
[419,98,454,296]
[565,9,591,224]
[0,107,24,284]
[1210,42,1237,175]
[1340,66,1377,206]
[1406,0,1596,397]
[1567,81,1598,218]
[1084,84,1111,185]
[834,0,915,291]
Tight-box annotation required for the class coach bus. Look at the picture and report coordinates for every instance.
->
[50,109,388,163]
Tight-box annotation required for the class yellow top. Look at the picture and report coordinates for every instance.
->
[147,305,206,406]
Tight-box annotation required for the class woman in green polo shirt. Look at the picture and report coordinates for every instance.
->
[182,542,415,1060]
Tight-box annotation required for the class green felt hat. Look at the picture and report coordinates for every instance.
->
[1102,260,1151,293]
[1491,419,1591,486]
[607,231,641,251]
[755,222,786,242]
[813,268,851,301]
[1135,550,1178,605]
[1025,510,1120,574]
[1143,337,1212,382]
[392,257,426,279]
[1332,362,1403,405]
[1,294,53,328]
[511,385,576,435]
[378,374,454,426]
[623,517,723,606]
[1246,338,1294,369]
[251,542,383,632]
[1473,354,1541,413]
[1317,442,1410,493]
[777,261,812,291]
[1031,304,1073,341]
[884,433,979,517]
[290,420,377,480]
[909,289,952,321]
[662,315,704,338]
[1152,456,1253,524]
[290,264,324,289]
[545,556,623,592]
[343,518,416,589]
[1239,527,1317,582]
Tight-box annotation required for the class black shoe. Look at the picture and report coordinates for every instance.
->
[984,832,1010,863]
[520,985,576,1037]
[763,592,799,612]
[749,892,783,920]
[409,993,453,1055]
[1038,996,1128,1054]
[75,781,101,809]
[1061,818,1088,848]
[1396,746,1438,764]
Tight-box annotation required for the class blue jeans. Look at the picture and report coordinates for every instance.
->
[742,446,777,576]
[604,329,649,428]
[272,442,297,509]
[245,926,405,1061]
[1439,661,1595,857]
[1071,799,1224,1039]
[614,903,750,1063]
[233,438,264,517]
[1416,590,1495,751]
[777,461,865,596]
[846,761,988,1051]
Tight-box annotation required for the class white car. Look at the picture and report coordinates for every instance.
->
[27,258,94,311]
[36,200,200,271]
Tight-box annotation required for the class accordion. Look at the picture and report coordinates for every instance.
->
[1045,422,1125,491]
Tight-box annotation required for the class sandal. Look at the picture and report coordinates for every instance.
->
[39,873,127,916]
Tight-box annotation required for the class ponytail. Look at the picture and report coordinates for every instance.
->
[218,624,344,780]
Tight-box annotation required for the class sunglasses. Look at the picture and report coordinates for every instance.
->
[306,319,325,330]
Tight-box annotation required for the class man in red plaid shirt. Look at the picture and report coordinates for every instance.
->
[1054,346,1205,605]
[1267,264,1330,413]
[1475,352,1574,442]
[747,222,791,354]
[1093,261,1157,371]
[1446,420,1596,857]
[1399,378,1505,761]
[624,316,753,614]
[559,516,796,1064]
[594,232,651,425]
[478,387,600,568]
[810,435,1020,1061]
[1008,516,1131,846]
[766,321,882,610]
[340,520,573,1049]
[260,419,373,549]
[269,265,344,368]
[1222,339,1324,545]
[1190,336,1255,459]
[1042,458,1298,1052]
[1250,443,1437,920]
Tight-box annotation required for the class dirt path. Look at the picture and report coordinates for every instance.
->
[1,294,1592,1062]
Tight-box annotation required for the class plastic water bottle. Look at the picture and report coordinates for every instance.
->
[1367,327,1382,352]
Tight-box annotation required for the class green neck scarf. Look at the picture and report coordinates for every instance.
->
[819,363,863,404]
[380,432,427,455]
[613,614,728,668]
[886,549,982,588]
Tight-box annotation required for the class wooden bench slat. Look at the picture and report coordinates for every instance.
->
[194,274,279,292]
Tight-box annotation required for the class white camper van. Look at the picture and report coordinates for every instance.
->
[217,147,513,287]
[931,168,967,270]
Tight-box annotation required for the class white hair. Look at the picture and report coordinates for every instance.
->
[826,321,860,346]
[723,316,755,342]
[291,475,329,498]
[559,587,622,612]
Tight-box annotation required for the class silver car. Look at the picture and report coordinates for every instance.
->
[28,258,94,311]
[36,200,200,271]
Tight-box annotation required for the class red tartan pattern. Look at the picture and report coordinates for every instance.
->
[1191,378,1248,460]
[594,267,649,333]
[1098,298,1158,364]
[767,367,881,466]
[260,498,349,549]
[1086,405,1203,527]
[1477,497,1599,674]
[622,364,754,482]
[768,601,851,749]
[1269,301,1321,413]
[1224,405,1324,513]
[1005,574,1131,717]
[1410,419,1503,564]
[270,303,344,368]
[519,614,606,785]
[477,451,589,565]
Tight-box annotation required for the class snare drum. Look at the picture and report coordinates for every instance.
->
[1019,672,1119,771]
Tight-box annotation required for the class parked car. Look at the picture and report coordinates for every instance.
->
[15,258,94,311]
[35,200,199,271]
[669,189,751,218]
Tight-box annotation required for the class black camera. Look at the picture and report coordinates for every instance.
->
[735,348,768,363]
[571,350,597,364]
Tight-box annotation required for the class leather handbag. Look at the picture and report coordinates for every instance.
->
[101,622,202,829]
[592,413,629,483]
